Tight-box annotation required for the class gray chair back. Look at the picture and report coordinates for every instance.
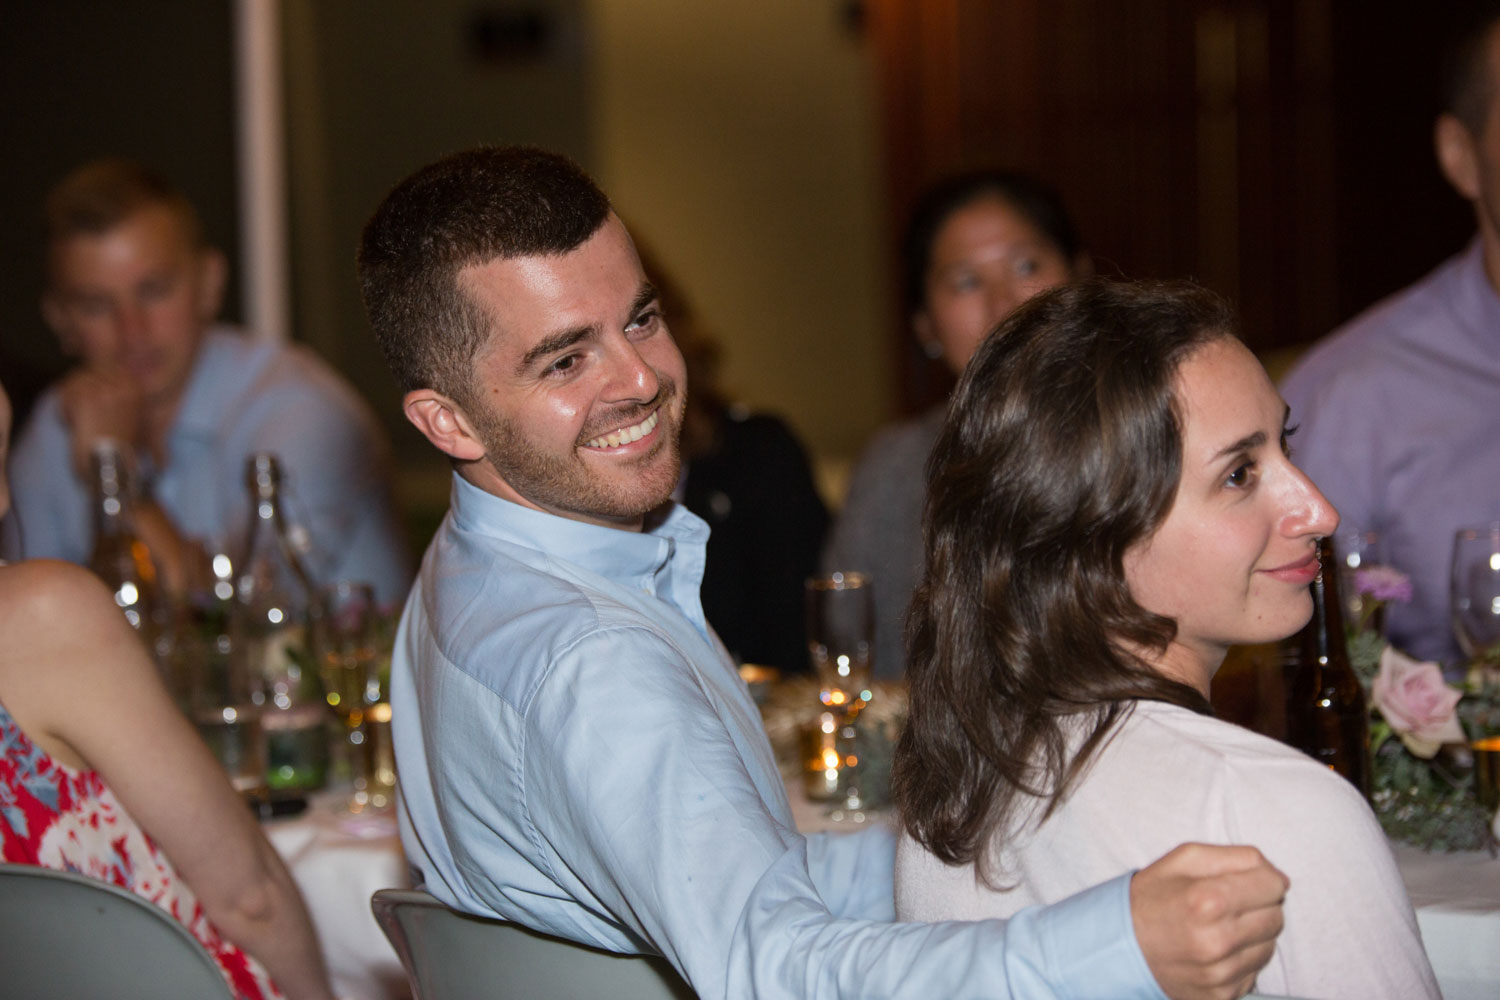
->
[371,888,697,1000]
[0,862,234,998]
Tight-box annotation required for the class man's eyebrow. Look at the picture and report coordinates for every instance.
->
[514,280,660,376]
[1210,429,1268,462]
[631,281,659,316]
[518,325,594,375]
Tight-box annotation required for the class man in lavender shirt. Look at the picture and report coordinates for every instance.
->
[1281,7,1500,665]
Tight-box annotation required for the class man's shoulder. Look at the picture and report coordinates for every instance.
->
[10,386,67,464]
[417,531,690,703]
[1282,253,1463,402]
[195,328,371,419]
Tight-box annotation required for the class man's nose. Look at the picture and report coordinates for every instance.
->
[602,341,661,402]
[113,300,149,344]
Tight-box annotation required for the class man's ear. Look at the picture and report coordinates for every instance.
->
[403,389,488,462]
[1436,113,1482,203]
[195,247,229,323]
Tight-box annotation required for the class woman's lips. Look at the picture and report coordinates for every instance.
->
[1261,551,1322,585]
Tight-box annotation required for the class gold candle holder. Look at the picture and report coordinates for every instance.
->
[801,712,844,801]
[1473,736,1500,814]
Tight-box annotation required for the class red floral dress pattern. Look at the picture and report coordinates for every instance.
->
[0,700,281,999]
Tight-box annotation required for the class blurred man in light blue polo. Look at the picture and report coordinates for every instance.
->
[11,158,411,602]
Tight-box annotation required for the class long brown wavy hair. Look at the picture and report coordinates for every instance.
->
[892,278,1232,878]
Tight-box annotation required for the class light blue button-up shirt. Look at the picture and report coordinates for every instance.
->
[394,473,1163,999]
[9,327,412,604]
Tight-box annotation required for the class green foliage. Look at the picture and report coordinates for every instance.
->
[1369,732,1493,852]
[1349,626,1498,852]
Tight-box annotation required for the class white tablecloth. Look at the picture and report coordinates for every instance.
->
[1391,843,1500,1000]
[263,793,411,1000]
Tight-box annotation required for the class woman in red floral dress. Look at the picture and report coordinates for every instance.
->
[0,382,334,1000]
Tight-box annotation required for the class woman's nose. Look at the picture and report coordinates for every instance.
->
[1283,463,1340,539]
[986,282,1021,325]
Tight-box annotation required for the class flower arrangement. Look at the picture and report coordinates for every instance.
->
[1346,568,1500,852]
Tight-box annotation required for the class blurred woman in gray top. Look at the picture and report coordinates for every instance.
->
[824,171,1090,678]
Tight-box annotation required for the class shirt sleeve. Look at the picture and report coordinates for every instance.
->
[515,626,1166,1000]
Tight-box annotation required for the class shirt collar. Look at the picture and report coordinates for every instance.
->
[447,471,710,604]
[1451,237,1500,341]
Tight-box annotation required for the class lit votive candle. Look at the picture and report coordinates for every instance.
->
[1472,736,1500,814]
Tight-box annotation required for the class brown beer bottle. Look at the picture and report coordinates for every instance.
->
[1286,535,1371,795]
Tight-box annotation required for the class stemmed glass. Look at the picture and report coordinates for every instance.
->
[806,572,874,821]
[1452,523,1500,663]
[1335,526,1384,629]
[314,581,386,812]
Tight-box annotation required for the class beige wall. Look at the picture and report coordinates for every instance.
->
[589,0,891,464]
[280,1,890,515]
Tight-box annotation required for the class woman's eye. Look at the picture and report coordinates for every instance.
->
[1226,462,1255,488]
[1014,257,1039,278]
[949,273,980,292]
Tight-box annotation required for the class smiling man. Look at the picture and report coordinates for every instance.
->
[10,159,411,602]
[360,146,1290,1000]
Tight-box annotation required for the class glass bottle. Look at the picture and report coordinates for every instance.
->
[1286,535,1372,795]
[88,440,170,658]
[231,453,329,799]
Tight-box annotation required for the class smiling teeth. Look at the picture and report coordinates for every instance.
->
[584,410,659,449]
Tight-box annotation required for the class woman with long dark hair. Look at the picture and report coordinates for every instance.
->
[892,280,1438,1000]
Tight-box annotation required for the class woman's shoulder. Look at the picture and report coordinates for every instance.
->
[842,408,945,505]
[0,561,133,678]
[1123,701,1376,831]
[861,407,945,462]
[0,559,117,621]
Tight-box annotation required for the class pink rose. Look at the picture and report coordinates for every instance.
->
[1372,647,1465,758]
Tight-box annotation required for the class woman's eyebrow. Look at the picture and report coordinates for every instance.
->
[1210,430,1266,463]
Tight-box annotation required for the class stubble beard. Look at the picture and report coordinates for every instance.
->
[469,377,686,524]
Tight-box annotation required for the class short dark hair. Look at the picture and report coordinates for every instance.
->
[357,146,611,407]
[45,158,204,248]
[1440,3,1500,134]
[892,278,1231,879]
[901,170,1082,316]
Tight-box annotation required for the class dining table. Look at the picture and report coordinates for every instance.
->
[262,790,411,1000]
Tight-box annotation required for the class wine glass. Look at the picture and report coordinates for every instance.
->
[805,572,874,821]
[314,581,385,812]
[1451,523,1500,662]
[1334,526,1383,629]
